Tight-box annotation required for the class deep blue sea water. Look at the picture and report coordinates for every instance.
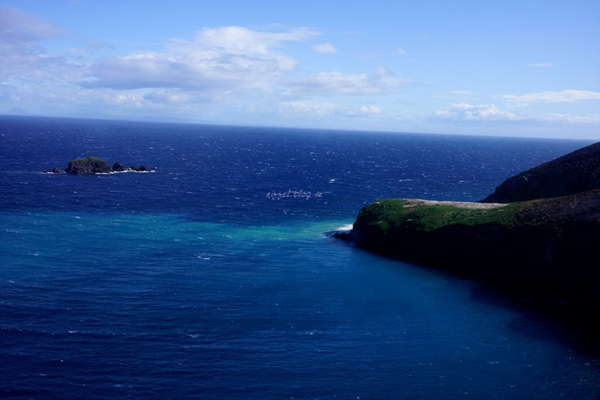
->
[1,115,599,399]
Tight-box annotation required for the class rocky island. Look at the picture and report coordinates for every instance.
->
[336,142,600,330]
[48,156,152,174]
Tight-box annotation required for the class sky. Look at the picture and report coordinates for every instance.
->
[1,0,599,139]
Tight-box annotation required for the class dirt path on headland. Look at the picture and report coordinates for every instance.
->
[403,199,507,209]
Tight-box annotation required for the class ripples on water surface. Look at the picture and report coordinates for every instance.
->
[1,116,598,399]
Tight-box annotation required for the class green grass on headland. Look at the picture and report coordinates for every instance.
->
[356,199,526,233]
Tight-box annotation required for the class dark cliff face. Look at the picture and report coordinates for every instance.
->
[352,190,599,271]
[482,142,600,203]
[346,191,600,328]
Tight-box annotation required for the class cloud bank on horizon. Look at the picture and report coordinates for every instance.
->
[0,1,599,139]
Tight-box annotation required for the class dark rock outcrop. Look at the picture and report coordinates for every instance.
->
[112,161,126,172]
[65,156,111,174]
[130,165,150,172]
[51,157,154,174]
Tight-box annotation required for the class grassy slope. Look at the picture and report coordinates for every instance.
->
[356,186,600,235]
[70,156,106,164]
[355,199,525,233]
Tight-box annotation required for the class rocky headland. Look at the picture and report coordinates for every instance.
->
[48,156,152,174]
[336,141,600,331]
[482,141,600,203]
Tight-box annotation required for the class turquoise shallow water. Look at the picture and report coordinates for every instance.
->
[1,116,598,399]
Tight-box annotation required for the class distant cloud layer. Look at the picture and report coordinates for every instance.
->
[500,90,600,105]
[289,66,410,96]
[432,102,600,125]
[432,103,517,122]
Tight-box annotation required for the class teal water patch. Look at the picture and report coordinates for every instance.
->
[218,220,353,241]
[0,210,351,241]
[0,211,352,275]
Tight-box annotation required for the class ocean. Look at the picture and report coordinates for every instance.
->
[1,115,598,399]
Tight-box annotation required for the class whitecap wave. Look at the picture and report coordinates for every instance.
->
[44,169,155,175]
[112,169,155,174]
[335,223,354,232]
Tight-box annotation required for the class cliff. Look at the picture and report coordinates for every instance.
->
[338,142,600,329]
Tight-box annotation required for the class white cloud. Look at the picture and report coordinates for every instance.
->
[396,48,406,56]
[313,42,337,54]
[533,112,600,124]
[391,111,419,121]
[276,101,386,124]
[345,104,382,117]
[278,100,339,117]
[432,102,600,126]
[113,93,147,108]
[500,90,600,105]
[144,89,199,104]
[200,25,319,51]
[82,30,411,100]
[1,12,416,124]
[447,90,476,96]
[82,26,320,91]
[432,90,477,100]
[288,66,410,96]
[432,103,519,122]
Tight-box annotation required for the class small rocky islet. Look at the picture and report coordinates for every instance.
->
[47,156,153,174]
[336,141,600,332]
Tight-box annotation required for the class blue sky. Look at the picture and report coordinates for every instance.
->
[1,0,599,138]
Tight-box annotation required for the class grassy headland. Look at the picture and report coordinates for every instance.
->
[338,142,600,332]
